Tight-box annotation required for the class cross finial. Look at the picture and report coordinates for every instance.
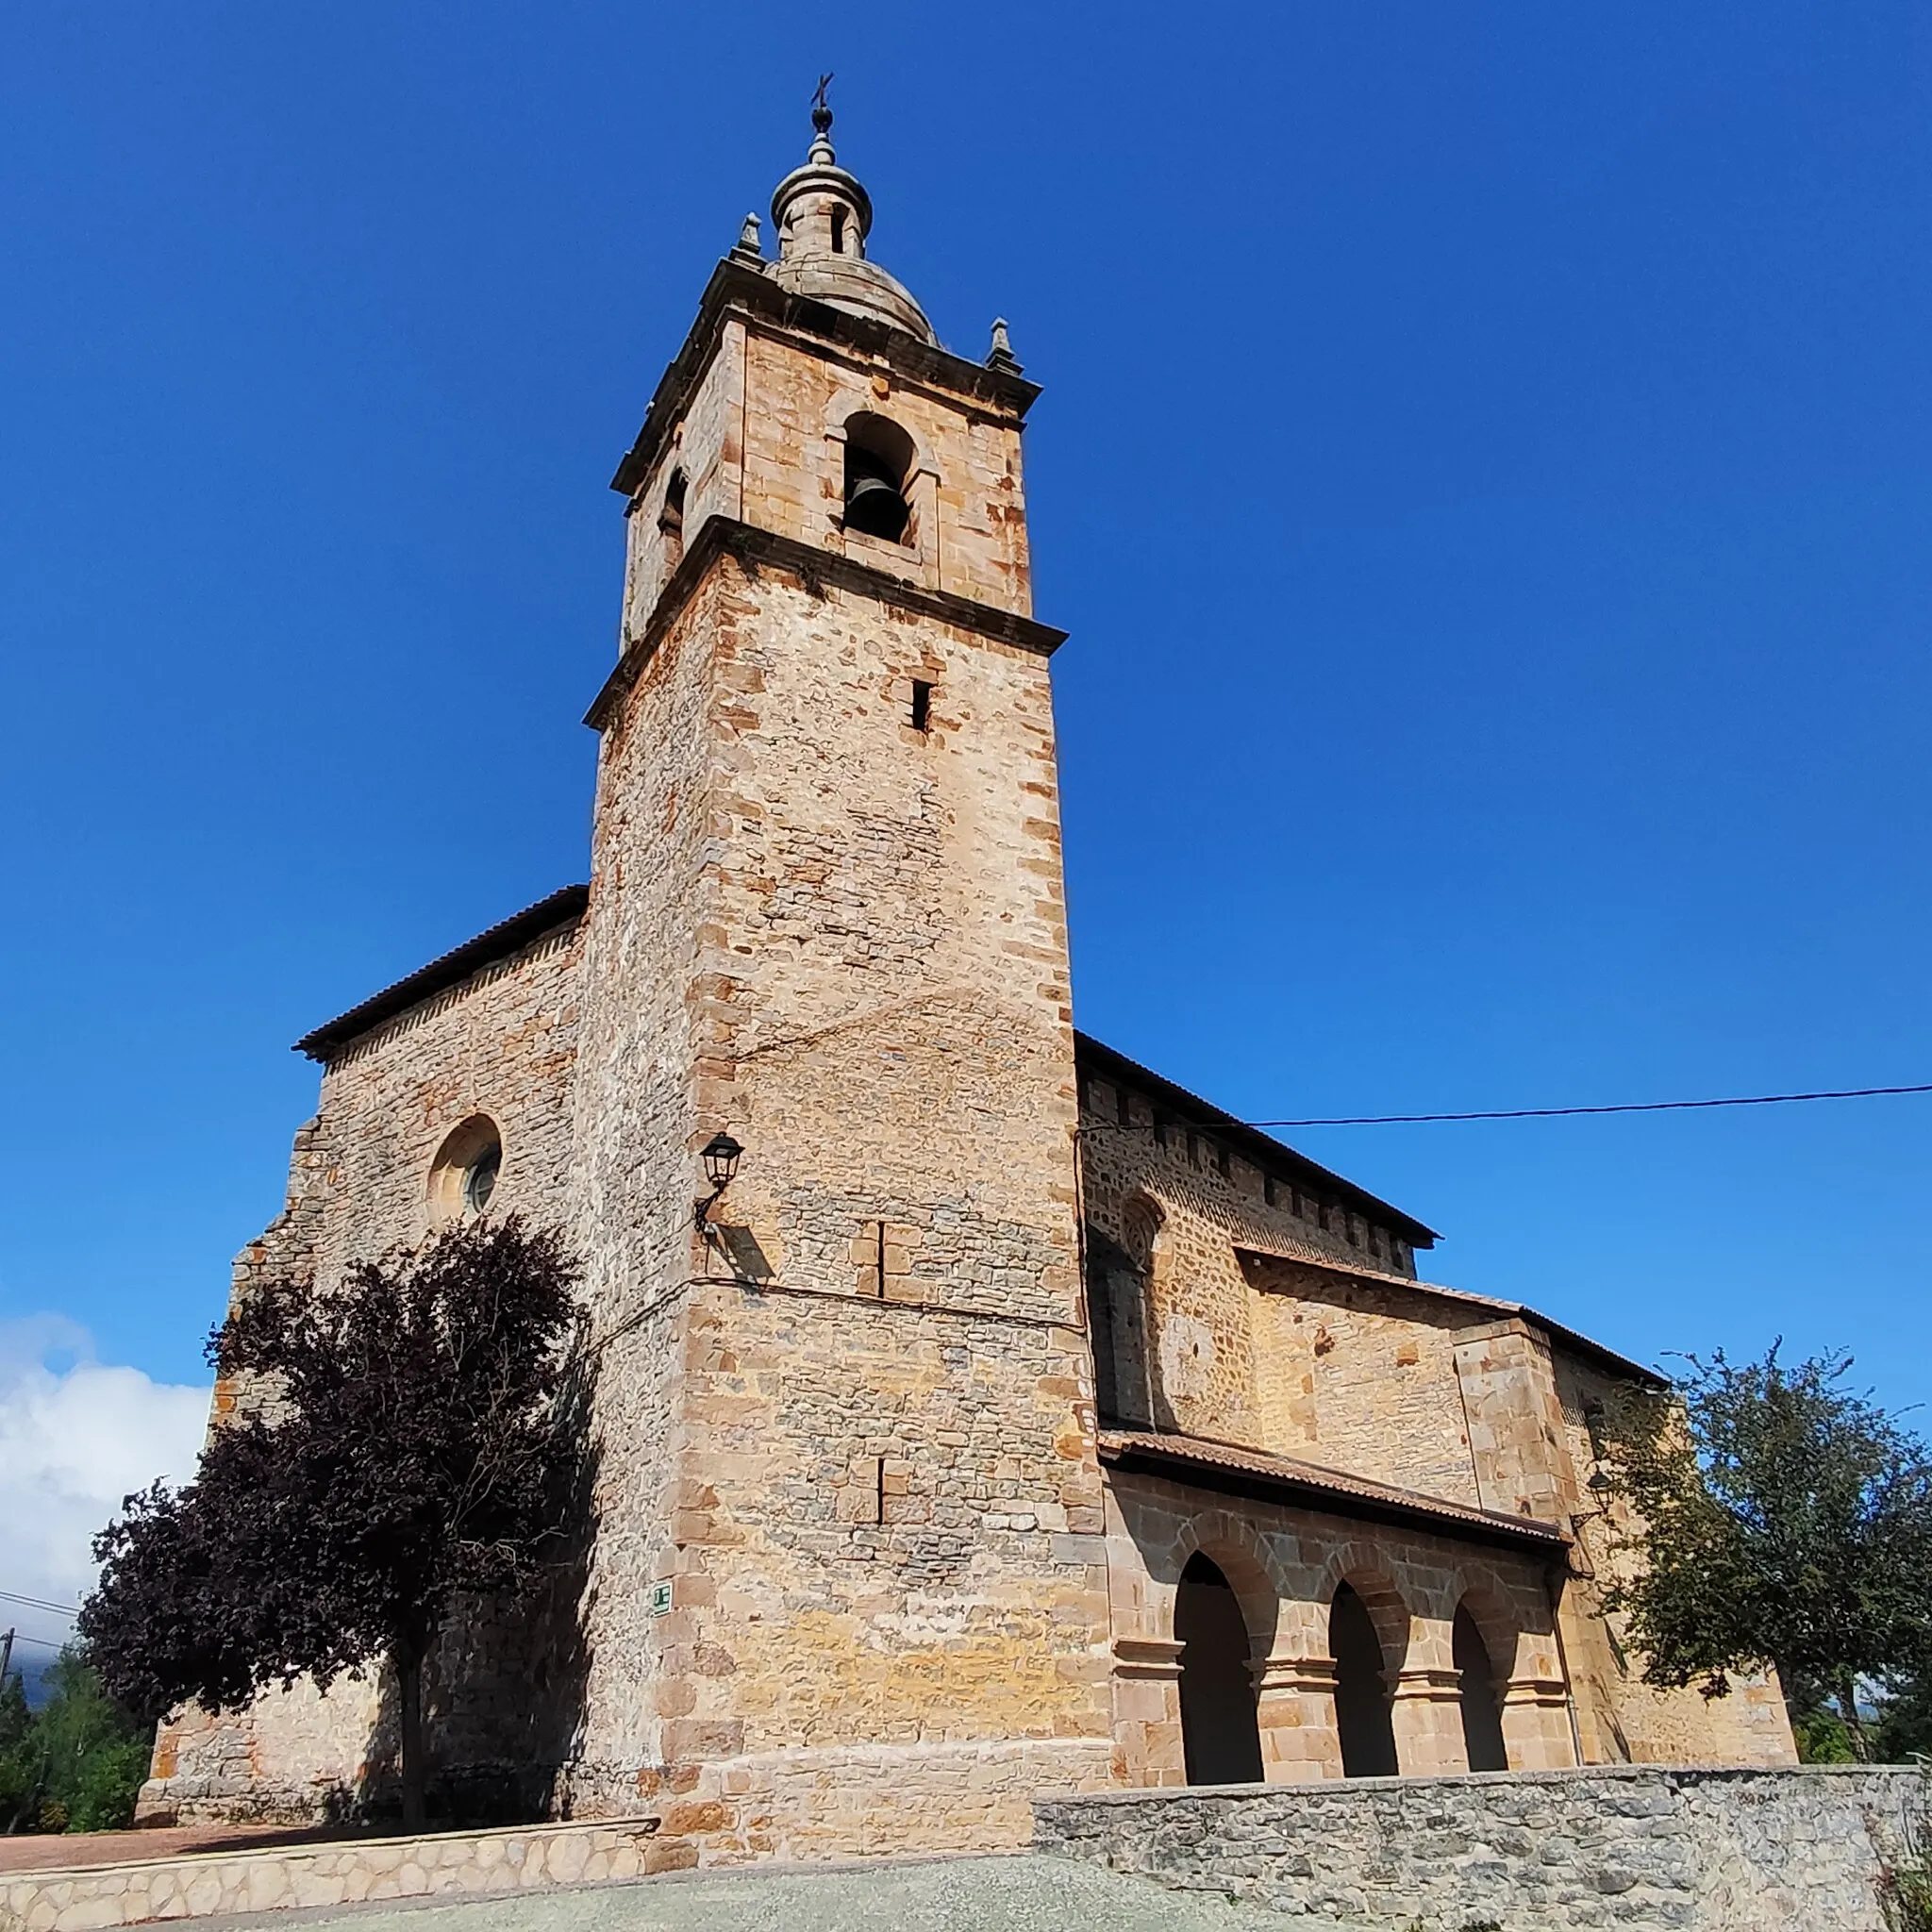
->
[811,73,834,136]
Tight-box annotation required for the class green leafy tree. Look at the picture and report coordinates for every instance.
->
[1599,1345,1932,1760]
[0,1649,155,1834]
[1877,1670,1932,1764]
[0,1667,42,1832]
[35,1651,154,1831]
[80,1214,581,1831]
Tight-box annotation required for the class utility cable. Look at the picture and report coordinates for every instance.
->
[1079,1080,1932,1131]
[0,1591,76,1619]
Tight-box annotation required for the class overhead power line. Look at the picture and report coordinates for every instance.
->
[0,1590,78,1620]
[1083,1081,1932,1131]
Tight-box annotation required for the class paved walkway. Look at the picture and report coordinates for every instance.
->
[197,1855,1341,1931]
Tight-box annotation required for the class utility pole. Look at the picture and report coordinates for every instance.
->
[0,1628,13,1687]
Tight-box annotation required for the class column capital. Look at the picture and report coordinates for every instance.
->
[1252,1653,1339,1695]
[1500,1674,1573,1710]
[1389,1665,1464,1705]
[1112,1636,1185,1682]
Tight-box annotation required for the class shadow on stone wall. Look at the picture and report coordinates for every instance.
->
[351,1344,600,1827]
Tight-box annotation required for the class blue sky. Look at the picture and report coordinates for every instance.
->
[2,1,1927,1448]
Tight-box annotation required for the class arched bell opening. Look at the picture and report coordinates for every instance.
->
[1454,1603,1509,1773]
[658,469,687,567]
[841,412,915,543]
[1330,1581,1399,1777]
[1174,1551,1264,1785]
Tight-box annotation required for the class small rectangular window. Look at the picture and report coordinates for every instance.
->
[1117,1088,1132,1126]
[1264,1174,1277,1207]
[910,679,932,732]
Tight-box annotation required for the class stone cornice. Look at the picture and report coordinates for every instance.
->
[610,258,1041,500]
[583,515,1068,733]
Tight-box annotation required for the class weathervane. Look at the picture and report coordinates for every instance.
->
[812,72,834,136]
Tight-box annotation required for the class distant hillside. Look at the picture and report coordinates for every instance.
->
[10,1649,61,1710]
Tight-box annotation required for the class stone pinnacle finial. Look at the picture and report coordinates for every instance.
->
[809,72,836,164]
[986,317,1024,375]
[731,211,764,265]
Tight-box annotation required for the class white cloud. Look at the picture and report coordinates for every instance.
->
[0,1316,210,1645]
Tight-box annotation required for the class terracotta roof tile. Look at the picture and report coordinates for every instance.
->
[293,885,589,1063]
[1097,1427,1570,1549]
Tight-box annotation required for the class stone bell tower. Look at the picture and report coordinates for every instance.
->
[562,103,1115,1855]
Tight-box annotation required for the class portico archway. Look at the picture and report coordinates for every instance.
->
[1455,1603,1509,1772]
[1175,1552,1264,1784]
[1331,1582,1398,1777]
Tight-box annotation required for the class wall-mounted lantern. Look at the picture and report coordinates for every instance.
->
[694,1130,744,1231]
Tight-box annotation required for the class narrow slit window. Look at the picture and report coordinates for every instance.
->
[831,207,847,255]
[910,680,933,732]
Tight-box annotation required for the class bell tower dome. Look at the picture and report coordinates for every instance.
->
[766,94,938,344]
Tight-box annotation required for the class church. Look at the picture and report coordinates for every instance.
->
[142,108,1795,1857]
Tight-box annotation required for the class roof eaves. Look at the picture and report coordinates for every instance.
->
[1074,1032,1441,1247]
[1098,1428,1568,1551]
[292,884,591,1064]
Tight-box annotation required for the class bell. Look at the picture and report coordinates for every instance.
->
[844,471,908,542]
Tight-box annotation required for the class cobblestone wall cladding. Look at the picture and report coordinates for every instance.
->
[1034,1765,1928,1930]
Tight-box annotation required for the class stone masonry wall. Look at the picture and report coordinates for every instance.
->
[1551,1355,1795,1773]
[142,915,587,1824]
[1245,1263,1496,1508]
[561,533,1116,1851]
[622,297,1034,649]
[1035,1765,1929,1930]
[565,558,725,1812]
[1080,1085,1422,1451]
[734,322,1033,613]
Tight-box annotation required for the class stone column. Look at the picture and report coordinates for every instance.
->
[1111,1637,1186,1788]
[1251,1653,1342,1784]
[1389,1666,1469,1774]
[1499,1673,1579,1770]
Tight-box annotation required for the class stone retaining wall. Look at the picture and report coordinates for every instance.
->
[0,1815,673,1931]
[1033,1764,1930,1930]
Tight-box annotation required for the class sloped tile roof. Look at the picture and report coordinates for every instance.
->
[1098,1427,1570,1550]
[293,885,590,1063]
